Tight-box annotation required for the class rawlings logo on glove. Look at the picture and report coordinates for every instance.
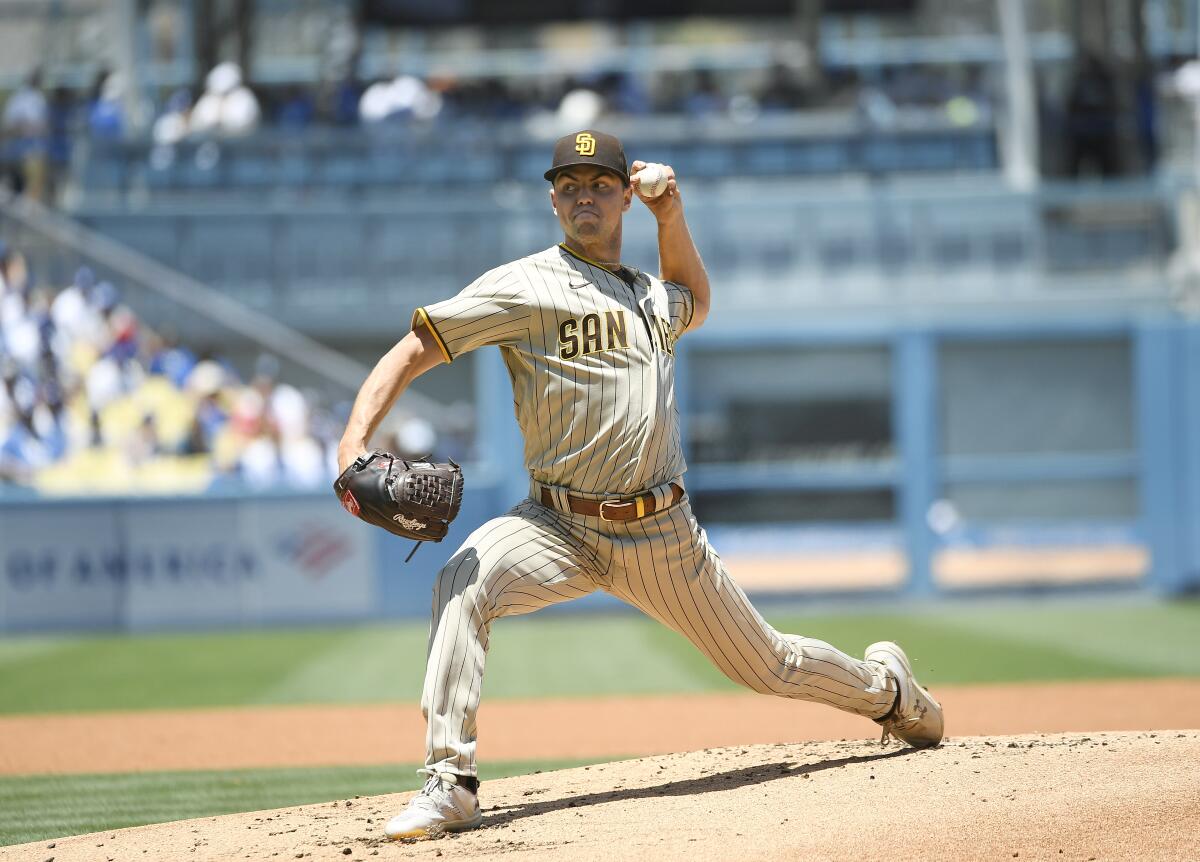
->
[333,451,464,545]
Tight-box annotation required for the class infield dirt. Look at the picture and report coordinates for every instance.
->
[4,731,1197,861]
[3,678,1199,776]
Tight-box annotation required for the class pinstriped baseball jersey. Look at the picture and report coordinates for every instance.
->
[413,243,694,496]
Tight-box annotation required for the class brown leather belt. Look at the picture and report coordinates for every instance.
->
[540,483,684,521]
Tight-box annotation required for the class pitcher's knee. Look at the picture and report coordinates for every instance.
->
[432,555,483,609]
[433,583,497,630]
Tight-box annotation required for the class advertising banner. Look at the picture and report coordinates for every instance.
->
[0,504,125,631]
[122,496,376,629]
[0,496,376,632]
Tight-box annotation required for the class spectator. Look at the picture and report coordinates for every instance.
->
[554,85,605,131]
[1065,51,1121,178]
[389,414,437,460]
[238,426,282,488]
[1132,59,1159,174]
[104,306,140,363]
[1,68,49,200]
[87,70,126,140]
[125,413,162,465]
[45,85,75,203]
[152,88,192,145]
[280,429,326,489]
[185,355,229,399]
[1,249,32,353]
[185,389,226,455]
[329,75,364,126]
[145,329,197,388]
[759,62,807,112]
[5,288,45,368]
[682,70,726,119]
[51,267,105,348]
[277,86,316,129]
[85,352,138,413]
[0,410,50,479]
[359,75,442,125]
[0,360,22,440]
[597,72,651,117]
[191,62,261,138]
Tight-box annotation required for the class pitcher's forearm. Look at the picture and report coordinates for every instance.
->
[338,327,443,467]
[340,338,417,454]
[657,212,710,330]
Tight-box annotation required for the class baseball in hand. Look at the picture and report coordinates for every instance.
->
[633,163,669,198]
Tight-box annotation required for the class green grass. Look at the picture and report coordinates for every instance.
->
[0,758,607,848]
[0,600,1197,715]
[2,601,1197,847]
[767,602,1200,685]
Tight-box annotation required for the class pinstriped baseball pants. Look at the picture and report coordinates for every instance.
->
[421,492,898,778]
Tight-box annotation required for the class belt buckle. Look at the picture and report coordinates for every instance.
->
[599,494,647,521]
[598,499,621,521]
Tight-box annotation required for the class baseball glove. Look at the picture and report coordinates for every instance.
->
[334,451,464,544]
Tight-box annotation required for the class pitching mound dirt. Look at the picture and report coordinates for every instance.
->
[6,731,1197,861]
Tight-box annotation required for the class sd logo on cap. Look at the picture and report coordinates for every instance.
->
[545,129,629,184]
[574,132,596,156]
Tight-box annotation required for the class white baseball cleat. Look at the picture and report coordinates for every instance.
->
[865,641,944,749]
[384,771,482,840]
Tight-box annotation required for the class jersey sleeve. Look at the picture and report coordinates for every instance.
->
[662,280,695,338]
[412,266,532,362]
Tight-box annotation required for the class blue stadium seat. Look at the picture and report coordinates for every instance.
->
[228,153,277,186]
[319,153,365,186]
[179,155,222,189]
[81,153,126,190]
[745,143,795,175]
[795,142,853,174]
[144,157,180,190]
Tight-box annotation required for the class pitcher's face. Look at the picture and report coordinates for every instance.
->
[549,166,632,244]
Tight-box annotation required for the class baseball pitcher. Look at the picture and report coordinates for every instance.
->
[336,129,943,840]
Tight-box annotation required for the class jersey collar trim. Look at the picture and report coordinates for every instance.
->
[557,243,643,289]
[557,242,622,272]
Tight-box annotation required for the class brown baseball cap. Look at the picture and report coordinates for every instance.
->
[544,129,629,184]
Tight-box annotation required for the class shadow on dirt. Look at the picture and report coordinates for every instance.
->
[484,746,919,827]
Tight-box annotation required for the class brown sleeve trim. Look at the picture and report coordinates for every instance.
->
[412,306,453,364]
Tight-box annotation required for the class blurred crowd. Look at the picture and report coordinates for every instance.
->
[1,68,126,203]
[0,240,452,495]
[143,60,890,140]
[2,46,1174,205]
[1,57,1003,201]
[206,61,985,132]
